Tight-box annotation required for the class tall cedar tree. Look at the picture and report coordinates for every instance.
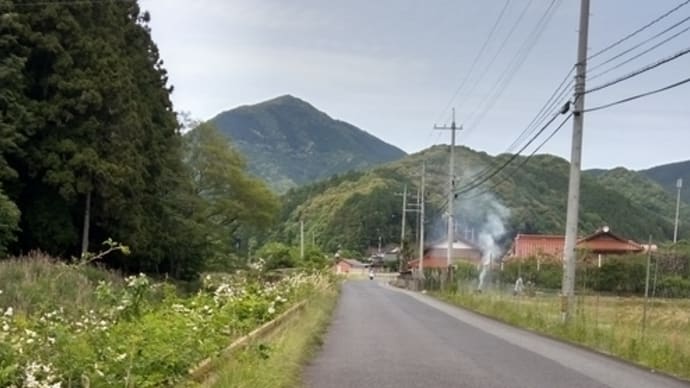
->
[0,0,207,278]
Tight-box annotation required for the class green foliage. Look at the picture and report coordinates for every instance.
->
[0,186,19,257]
[256,242,329,271]
[0,0,197,273]
[0,256,332,386]
[183,122,279,268]
[257,242,296,270]
[211,286,339,388]
[0,3,281,279]
[274,146,689,257]
[210,95,406,192]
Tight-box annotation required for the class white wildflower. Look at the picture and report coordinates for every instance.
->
[267,306,276,315]
[4,307,13,317]
[115,353,127,362]
[2,323,9,331]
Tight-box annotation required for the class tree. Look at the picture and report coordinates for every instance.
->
[183,122,279,266]
[0,186,19,257]
[0,1,209,278]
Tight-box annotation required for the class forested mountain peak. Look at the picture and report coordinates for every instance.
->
[210,95,406,192]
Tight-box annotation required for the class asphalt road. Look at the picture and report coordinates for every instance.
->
[303,280,690,388]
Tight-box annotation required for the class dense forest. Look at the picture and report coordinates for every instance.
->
[274,146,690,256]
[0,1,277,278]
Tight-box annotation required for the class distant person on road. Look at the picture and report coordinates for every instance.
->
[369,270,374,280]
[514,276,524,296]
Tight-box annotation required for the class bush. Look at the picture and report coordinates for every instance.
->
[656,275,690,298]
[0,257,333,387]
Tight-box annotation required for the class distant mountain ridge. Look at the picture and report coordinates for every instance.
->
[273,146,690,254]
[641,160,690,205]
[211,95,406,192]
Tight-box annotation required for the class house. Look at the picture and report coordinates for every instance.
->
[408,239,482,270]
[333,259,369,275]
[506,226,644,266]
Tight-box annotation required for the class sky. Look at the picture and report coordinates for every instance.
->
[143,0,690,170]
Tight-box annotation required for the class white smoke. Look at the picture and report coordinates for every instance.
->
[454,181,510,291]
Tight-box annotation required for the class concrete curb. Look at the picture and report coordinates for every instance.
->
[187,299,308,383]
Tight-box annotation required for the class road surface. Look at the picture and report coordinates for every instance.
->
[304,280,689,388]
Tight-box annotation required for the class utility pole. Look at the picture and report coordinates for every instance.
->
[418,162,426,275]
[395,184,420,272]
[300,220,305,259]
[562,0,590,323]
[674,178,683,243]
[642,235,653,338]
[435,108,462,268]
[399,185,407,270]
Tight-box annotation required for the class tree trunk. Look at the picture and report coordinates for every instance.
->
[81,190,91,257]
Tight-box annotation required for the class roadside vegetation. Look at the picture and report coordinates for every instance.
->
[0,253,335,387]
[205,285,339,388]
[418,244,690,381]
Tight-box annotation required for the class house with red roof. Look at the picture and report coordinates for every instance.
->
[408,239,482,270]
[505,226,644,266]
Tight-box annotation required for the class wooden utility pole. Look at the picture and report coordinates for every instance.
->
[562,0,590,323]
[435,108,462,268]
[674,178,683,243]
[418,162,426,275]
[642,235,653,338]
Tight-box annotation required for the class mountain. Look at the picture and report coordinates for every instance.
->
[210,95,406,192]
[640,160,690,205]
[272,146,690,254]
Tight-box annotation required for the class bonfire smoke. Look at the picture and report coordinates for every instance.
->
[453,167,511,290]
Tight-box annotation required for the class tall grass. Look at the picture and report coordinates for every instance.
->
[0,251,124,318]
[434,289,690,380]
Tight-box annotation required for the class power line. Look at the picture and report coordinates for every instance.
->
[462,113,573,200]
[463,0,562,132]
[588,14,690,75]
[453,0,535,118]
[454,111,563,196]
[440,102,570,210]
[586,45,690,94]
[449,67,573,192]
[435,0,512,124]
[589,22,690,81]
[506,66,574,153]
[587,0,690,60]
[585,75,690,113]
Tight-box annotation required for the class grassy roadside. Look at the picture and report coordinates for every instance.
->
[203,285,339,388]
[431,290,690,381]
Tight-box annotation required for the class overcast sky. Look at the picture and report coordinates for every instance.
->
[143,0,690,170]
